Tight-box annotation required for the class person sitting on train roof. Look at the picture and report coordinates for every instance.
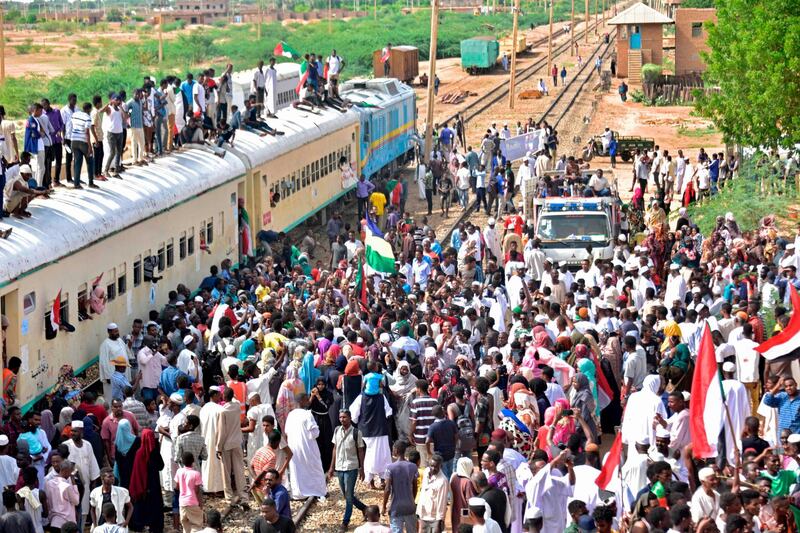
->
[293,84,322,113]
[244,97,284,137]
[3,155,48,220]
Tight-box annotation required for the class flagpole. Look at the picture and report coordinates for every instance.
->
[423,0,439,165]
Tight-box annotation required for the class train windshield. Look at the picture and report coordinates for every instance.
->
[536,213,610,245]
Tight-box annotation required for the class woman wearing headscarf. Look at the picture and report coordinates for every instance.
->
[310,377,335,472]
[537,407,557,458]
[571,373,598,443]
[388,361,416,442]
[450,456,477,531]
[82,415,104,469]
[114,418,140,487]
[530,378,551,427]
[40,410,56,444]
[238,338,257,362]
[438,366,470,408]
[576,358,600,418]
[57,407,75,435]
[299,352,321,395]
[547,398,576,448]
[498,409,535,460]
[620,374,667,448]
[506,382,539,431]
[275,365,304,434]
[340,358,363,410]
[129,429,164,533]
[659,338,691,392]
[89,286,107,315]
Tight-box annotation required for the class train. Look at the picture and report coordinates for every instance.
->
[0,72,416,412]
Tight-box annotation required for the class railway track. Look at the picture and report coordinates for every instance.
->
[293,12,623,532]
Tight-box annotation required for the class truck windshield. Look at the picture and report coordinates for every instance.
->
[536,213,610,242]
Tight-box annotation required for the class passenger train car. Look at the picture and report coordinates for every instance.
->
[0,73,415,412]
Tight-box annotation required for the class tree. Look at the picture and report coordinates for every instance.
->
[696,0,800,148]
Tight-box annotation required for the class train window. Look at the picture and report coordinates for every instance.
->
[45,293,70,339]
[188,228,195,255]
[157,243,166,271]
[363,120,370,142]
[118,271,127,296]
[133,256,142,287]
[301,167,308,188]
[106,282,116,302]
[77,284,88,322]
[218,212,224,238]
[390,109,398,130]
[166,239,175,268]
[206,220,214,245]
[23,292,36,315]
[179,233,187,260]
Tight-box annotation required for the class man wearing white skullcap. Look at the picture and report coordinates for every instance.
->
[65,416,100,519]
[177,334,203,383]
[468,497,503,533]
[99,322,130,404]
[690,467,720,524]
[0,434,17,491]
[720,363,751,466]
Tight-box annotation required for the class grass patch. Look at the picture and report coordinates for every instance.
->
[677,124,718,137]
[686,166,795,235]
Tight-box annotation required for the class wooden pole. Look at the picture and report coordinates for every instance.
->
[584,0,588,42]
[423,0,439,165]
[257,0,262,39]
[602,0,605,26]
[328,0,332,32]
[594,0,598,34]
[0,4,5,83]
[508,0,520,108]
[546,0,553,78]
[158,14,163,63]
[570,0,575,55]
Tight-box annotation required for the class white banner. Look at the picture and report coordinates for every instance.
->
[500,132,541,161]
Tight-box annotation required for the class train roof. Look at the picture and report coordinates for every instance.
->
[0,150,246,284]
[224,104,359,167]
[232,63,302,85]
[340,78,413,108]
[0,100,360,284]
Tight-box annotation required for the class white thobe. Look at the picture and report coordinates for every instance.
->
[350,394,393,481]
[664,274,687,308]
[177,348,203,383]
[620,451,648,510]
[721,379,751,464]
[246,403,275,459]
[532,469,573,533]
[65,439,100,516]
[99,338,130,400]
[285,408,327,498]
[568,465,600,521]
[483,227,503,265]
[199,401,225,493]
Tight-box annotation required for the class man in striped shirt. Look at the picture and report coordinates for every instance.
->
[409,379,438,469]
[173,415,207,470]
[69,102,96,189]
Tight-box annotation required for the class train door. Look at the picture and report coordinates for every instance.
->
[0,290,19,377]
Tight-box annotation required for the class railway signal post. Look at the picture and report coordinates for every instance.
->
[423,0,440,164]
[508,0,521,108]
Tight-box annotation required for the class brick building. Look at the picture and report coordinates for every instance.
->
[608,2,673,82]
[674,7,717,75]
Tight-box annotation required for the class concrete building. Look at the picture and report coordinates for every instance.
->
[607,2,673,82]
[674,7,717,75]
[159,0,229,25]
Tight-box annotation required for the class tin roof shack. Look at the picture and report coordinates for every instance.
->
[674,8,717,75]
[608,2,673,82]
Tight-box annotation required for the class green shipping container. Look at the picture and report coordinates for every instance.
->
[460,37,500,71]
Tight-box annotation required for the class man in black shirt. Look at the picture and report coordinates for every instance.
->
[0,490,36,533]
[472,471,509,533]
[740,416,770,457]
[253,498,296,533]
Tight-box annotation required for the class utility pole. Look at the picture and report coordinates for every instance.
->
[584,0,588,42]
[602,0,605,26]
[328,0,332,32]
[594,0,598,34]
[546,0,553,78]
[0,3,4,83]
[570,0,574,55]
[257,0,262,39]
[158,14,164,63]
[374,0,377,19]
[423,0,439,165]
[508,0,520,108]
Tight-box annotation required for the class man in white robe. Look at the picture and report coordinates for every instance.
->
[525,452,575,533]
[620,439,650,511]
[64,420,100,519]
[99,323,131,405]
[199,386,225,493]
[483,219,503,266]
[245,392,275,459]
[350,392,393,485]
[156,393,183,506]
[285,392,328,498]
[721,362,751,465]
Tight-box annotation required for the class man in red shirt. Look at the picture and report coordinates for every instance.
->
[503,208,525,237]
[100,399,141,463]
[78,391,108,424]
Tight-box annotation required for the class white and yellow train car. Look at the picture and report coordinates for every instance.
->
[0,103,360,412]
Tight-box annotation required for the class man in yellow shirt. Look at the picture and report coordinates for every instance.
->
[369,190,387,227]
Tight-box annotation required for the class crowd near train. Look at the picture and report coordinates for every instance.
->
[0,59,417,412]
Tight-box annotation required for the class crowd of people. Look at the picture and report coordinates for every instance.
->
[0,50,351,227]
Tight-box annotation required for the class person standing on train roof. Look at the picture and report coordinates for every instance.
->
[356,175,375,222]
[99,323,130,405]
[264,58,278,118]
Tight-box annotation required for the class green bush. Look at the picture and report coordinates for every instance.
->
[641,63,661,84]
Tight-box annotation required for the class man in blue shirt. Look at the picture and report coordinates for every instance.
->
[763,377,800,434]
[110,356,131,401]
[180,73,195,118]
[356,175,375,221]
[439,122,453,152]
[159,353,194,397]
[709,152,720,193]
[265,469,291,519]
